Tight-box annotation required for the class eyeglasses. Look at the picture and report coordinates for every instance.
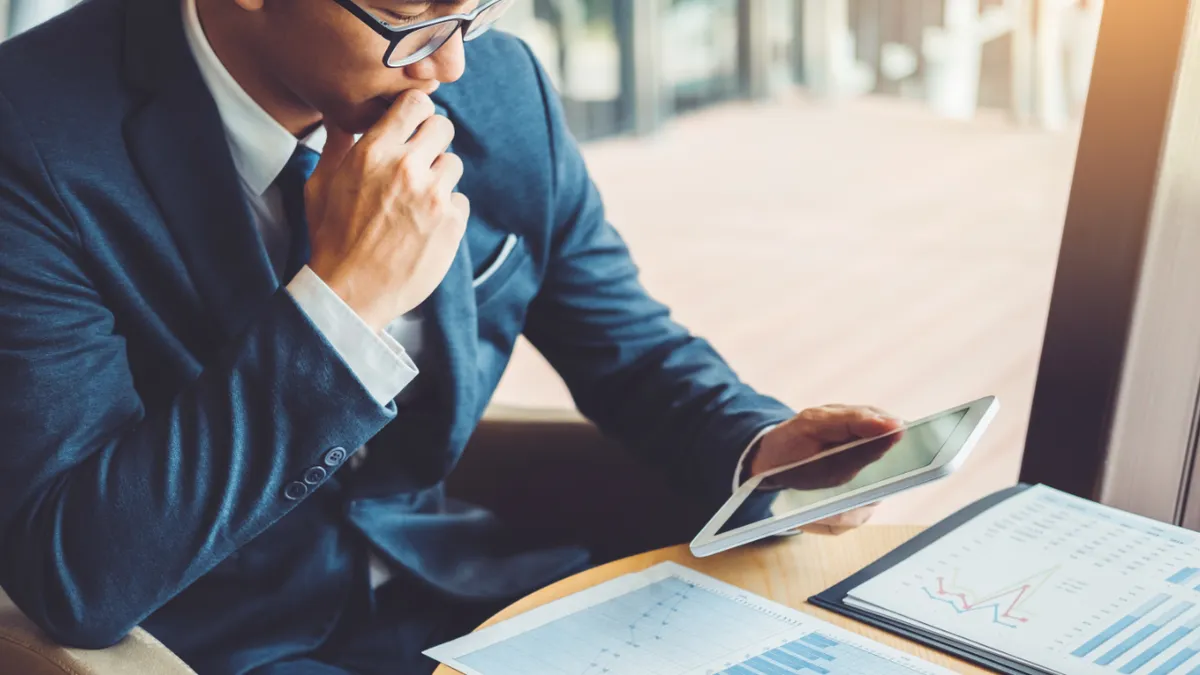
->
[332,0,516,68]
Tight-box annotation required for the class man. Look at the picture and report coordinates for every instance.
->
[0,0,902,673]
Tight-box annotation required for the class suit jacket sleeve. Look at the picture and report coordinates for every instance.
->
[0,91,396,648]
[518,46,795,510]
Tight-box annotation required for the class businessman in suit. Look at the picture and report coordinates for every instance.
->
[0,0,903,672]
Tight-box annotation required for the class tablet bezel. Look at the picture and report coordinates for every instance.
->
[689,395,999,558]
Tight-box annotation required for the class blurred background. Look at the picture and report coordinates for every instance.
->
[1,0,1102,525]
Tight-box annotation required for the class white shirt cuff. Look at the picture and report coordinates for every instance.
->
[733,425,779,493]
[286,266,418,407]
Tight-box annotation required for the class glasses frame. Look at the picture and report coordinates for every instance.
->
[331,0,511,68]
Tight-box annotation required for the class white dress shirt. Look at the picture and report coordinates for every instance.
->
[182,0,770,588]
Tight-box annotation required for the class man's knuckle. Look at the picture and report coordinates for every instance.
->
[426,189,449,212]
[398,89,434,117]
[430,114,453,136]
[358,141,386,168]
[442,151,463,172]
[395,154,424,183]
[452,193,471,215]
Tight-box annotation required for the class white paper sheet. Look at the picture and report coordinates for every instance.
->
[426,561,957,675]
[847,484,1200,675]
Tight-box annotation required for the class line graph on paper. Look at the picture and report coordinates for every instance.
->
[428,562,957,675]
[921,566,1060,628]
[579,579,700,675]
[454,576,803,675]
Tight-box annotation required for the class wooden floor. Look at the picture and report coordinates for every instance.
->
[491,92,1082,525]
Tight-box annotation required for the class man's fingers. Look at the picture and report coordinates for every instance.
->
[782,446,882,489]
[812,420,855,444]
[407,115,456,168]
[450,192,471,221]
[432,152,464,193]
[826,507,874,526]
[849,414,904,441]
[804,410,873,443]
[770,436,890,490]
[803,407,902,444]
[800,505,877,535]
[363,89,437,149]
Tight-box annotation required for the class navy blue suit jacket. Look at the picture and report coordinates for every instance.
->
[0,0,793,671]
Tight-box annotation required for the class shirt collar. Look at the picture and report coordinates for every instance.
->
[181,0,325,196]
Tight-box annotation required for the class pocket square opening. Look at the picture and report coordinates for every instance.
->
[472,233,520,289]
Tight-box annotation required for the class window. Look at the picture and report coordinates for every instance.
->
[496,0,1102,525]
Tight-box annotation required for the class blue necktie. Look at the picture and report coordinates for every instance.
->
[275,145,322,283]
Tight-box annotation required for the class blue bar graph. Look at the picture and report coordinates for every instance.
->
[782,641,836,661]
[1097,602,1195,666]
[1074,594,1173,657]
[743,656,797,675]
[763,648,812,670]
[1169,569,1200,585]
[1122,612,1200,673]
[728,633,939,675]
[800,633,840,649]
[1149,645,1200,675]
[1101,627,1165,667]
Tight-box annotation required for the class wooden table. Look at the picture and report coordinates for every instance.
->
[434,525,992,674]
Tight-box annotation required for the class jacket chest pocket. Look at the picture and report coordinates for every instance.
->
[469,232,538,368]
[472,232,529,307]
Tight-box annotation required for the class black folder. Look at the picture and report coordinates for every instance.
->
[808,483,1055,675]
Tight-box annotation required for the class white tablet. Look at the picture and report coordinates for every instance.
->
[689,395,999,557]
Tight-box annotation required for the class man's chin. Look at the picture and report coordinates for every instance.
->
[326,104,388,136]
[329,87,443,135]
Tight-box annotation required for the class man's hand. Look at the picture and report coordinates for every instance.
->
[305,90,469,332]
[750,405,904,534]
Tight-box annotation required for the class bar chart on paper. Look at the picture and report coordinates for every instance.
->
[1062,582,1200,675]
[842,485,1200,675]
[718,633,947,675]
[425,562,957,675]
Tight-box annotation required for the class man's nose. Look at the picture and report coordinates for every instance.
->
[404,30,467,84]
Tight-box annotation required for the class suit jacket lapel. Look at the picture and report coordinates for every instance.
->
[123,0,277,344]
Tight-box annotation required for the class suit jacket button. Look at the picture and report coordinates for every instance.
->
[284,481,309,501]
[304,466,328,486]
[323,447,347,467]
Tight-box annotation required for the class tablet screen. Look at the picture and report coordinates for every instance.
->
[716,408,969,534]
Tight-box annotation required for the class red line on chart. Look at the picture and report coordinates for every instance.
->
[927,577,1032,625]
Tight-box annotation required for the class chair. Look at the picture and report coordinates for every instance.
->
[0,406,709,674]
